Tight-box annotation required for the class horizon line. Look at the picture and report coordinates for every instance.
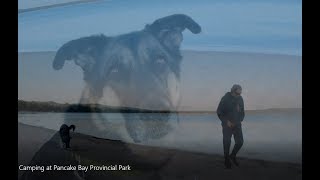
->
[17,49,302,57]
[18,99,302,112]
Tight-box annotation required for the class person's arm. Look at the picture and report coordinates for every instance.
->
[239,96,245,122]
[217,96,227,123]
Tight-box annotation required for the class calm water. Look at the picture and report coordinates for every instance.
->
[18,110,302,163]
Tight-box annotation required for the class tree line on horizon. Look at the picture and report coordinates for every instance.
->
[17,100,172,113]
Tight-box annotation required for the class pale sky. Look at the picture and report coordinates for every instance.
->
[18,0,301,55]
[18,0,302,111]
[18,0,97,9]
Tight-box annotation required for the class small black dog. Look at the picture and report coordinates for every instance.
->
[59,124,76,149]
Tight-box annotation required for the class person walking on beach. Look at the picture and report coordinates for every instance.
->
[217,84,245,169]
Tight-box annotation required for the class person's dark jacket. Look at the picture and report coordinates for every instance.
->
[217,92,245,125]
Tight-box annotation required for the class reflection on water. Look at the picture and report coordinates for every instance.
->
[18,110,302,163]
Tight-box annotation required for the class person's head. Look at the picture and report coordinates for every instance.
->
[231,84,242,97]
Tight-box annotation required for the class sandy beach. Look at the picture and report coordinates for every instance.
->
[18,122,301,180]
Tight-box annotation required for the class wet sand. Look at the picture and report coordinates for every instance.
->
[18,123,302,180]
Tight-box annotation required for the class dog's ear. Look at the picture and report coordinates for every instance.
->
[148,14,201,36]
[53,34,109,72]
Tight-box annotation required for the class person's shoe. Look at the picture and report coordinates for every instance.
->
[224,158,232,169]
[229,154,239,166]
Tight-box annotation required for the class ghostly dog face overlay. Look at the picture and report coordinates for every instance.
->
[98,32,181,111]
[157,28,183,53]
[81,30,184,143]
[53,14,201,142]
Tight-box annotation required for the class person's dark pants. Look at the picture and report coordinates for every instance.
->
[222,123,243,158]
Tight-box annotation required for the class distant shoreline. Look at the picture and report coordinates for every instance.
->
[18,100,301,113]
[18,49,302,58]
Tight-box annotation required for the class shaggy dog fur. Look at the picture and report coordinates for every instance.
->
[53,14,201,142]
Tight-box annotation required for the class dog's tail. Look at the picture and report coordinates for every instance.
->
[69,125,76,132]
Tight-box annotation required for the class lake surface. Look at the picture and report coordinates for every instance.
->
[18,110,302,163]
